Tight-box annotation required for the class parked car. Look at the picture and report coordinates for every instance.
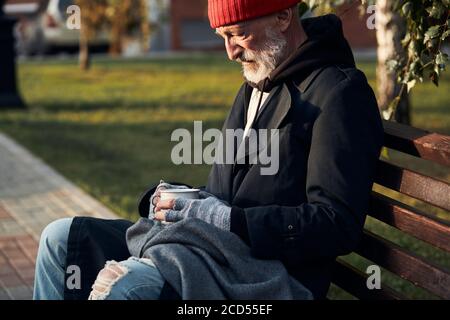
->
[5,0,109,56]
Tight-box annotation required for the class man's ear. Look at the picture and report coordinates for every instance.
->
[276,8,293,33]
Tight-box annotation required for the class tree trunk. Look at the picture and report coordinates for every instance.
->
[109,25,122,57]
[79,28,90,70]
[375,0,410,124]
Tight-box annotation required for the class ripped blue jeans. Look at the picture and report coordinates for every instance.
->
[88,257,165,300]
[33,217,165,300]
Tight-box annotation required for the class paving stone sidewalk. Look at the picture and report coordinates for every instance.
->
[0,132,118,300]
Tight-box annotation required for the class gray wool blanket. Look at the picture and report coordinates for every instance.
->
[126,218,313,300]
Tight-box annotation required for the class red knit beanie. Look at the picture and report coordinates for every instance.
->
[208,0,301,28]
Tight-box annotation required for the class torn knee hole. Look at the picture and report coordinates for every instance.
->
[89,261,129,299]
[99,264,126,279]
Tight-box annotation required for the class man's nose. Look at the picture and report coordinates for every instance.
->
[225,39,242,61]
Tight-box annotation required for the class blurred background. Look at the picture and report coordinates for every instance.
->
[0,0,448,300]
[6,0,377,56]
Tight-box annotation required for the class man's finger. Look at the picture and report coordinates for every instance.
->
[154,210,166,221]
[156,199,175,211]
[152,194,160,206]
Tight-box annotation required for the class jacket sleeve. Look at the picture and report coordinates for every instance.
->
[230,78,384,263]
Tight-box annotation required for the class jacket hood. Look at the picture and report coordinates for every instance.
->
[251,14,356,92]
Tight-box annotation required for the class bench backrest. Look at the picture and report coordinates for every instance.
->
[331,120,450,300]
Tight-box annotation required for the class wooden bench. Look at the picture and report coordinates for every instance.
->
[330,120,450,300]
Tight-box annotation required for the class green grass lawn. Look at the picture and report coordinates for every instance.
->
[0,54,449,299]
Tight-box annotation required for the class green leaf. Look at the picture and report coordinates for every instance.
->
[442,30,450,41]
[407,79,417,93]
[409,39,418,55]
[402,2,413,16]
[434,63,441,75]
[436,52,449,65]
[430,71,439,86]
[424,25,441,43]
[386,59,400,72]
[426,2,446,19]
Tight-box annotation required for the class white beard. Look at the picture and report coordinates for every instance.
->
[240,29,288,84]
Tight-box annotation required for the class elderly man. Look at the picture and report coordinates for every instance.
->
[34,0,383,300]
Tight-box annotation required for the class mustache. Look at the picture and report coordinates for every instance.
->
[236,51,257,64]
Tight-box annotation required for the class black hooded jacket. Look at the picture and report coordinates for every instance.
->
[204,14,384,298]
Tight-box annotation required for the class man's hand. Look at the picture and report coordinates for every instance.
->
[154,191,231,231]
[149,180,189,219]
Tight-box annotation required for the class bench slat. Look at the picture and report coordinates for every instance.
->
[332,260,405,300]
[374,160,450,211]
[383,120,450,167]
[369,192,450,253]
[355,230,450,299]
[334,122,450,300]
